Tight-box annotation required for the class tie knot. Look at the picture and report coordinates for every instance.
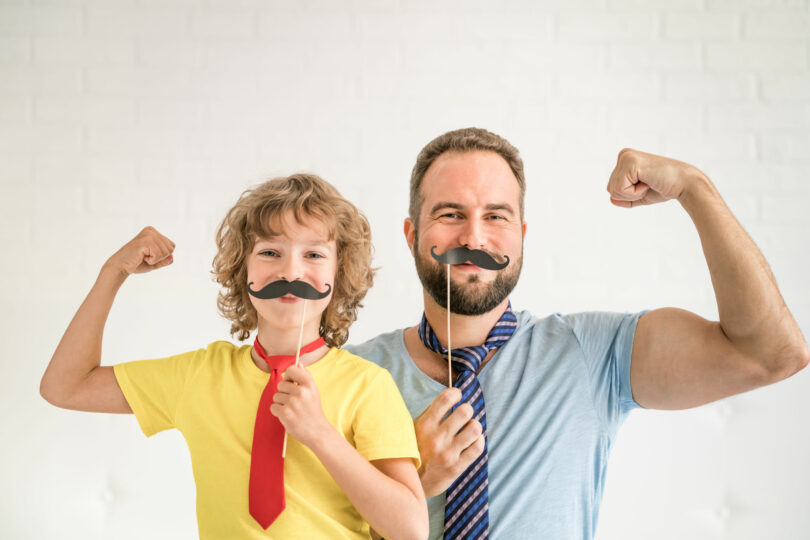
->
[450,347,486,374]
[417,303,517,377]
[263,354,298,373]
[253,336,326,372]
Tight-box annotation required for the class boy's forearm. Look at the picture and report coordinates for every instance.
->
[40,264,127,407]
[309,428,427,540]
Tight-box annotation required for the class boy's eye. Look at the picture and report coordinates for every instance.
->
[259,250,279,257]
[306,252,325,259]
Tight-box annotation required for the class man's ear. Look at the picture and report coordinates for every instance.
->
[404,218,416,255]
[522,221,527,239]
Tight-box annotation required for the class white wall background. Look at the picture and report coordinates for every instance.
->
[1,0,809,538]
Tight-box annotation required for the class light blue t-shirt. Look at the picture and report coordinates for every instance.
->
[347,309,644,540]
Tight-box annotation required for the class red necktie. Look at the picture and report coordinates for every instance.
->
[249,335,326,529]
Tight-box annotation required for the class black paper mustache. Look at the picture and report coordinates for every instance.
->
[430,245,510,270]
[247,280,332,300]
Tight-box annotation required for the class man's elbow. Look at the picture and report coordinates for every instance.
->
[763,341,810,384]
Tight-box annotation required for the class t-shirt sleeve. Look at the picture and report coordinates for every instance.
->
[351,369,421,469]
[561,310,648,431]
[113,348,204,437]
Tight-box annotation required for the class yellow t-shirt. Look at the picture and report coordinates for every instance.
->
[113,341,420,539]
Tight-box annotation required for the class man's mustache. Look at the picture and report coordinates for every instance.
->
[247,280,332,300]
[430,246,510,270]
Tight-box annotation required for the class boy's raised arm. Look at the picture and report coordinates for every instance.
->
[40,226,175,413]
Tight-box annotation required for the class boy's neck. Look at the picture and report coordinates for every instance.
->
[251,323,327,372]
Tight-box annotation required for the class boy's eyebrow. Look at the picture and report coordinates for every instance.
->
[253,236,333,247]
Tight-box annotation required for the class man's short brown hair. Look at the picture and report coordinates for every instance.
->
[212,174,374,348]
[409,127,526,224]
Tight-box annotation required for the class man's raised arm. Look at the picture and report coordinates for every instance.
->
[607,149,809,410]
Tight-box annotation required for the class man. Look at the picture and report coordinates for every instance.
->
[348,127,809,539]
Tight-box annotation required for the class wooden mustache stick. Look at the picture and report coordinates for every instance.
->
[282,299,307,458]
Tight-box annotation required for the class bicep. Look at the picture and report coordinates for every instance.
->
[60,366,132,414]
[630,308,769,410]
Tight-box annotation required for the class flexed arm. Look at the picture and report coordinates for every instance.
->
[40,226,175,413]
[607,149,809,410]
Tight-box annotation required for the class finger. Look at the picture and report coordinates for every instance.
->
[451,418,483,453]
[156,236,175,259]
[608,172,649,200]
[152,254,174,269]
[269,403,283,419]
[441,402,474,435]
[420,387,462,425]
[283,365,312,386]
[610,198,632,208]
[277,380,300,395]
[272,392,290,405]
[456,434,486,469]
[142,240,170,265]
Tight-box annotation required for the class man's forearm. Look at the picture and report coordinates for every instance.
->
[679,170,809,376]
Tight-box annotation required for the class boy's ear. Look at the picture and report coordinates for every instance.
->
[404,218,416,256]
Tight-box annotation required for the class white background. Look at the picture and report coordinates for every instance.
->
[1,1,809,538]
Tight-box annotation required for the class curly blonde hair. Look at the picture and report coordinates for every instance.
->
[212,174,374,348]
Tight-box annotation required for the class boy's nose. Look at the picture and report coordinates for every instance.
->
[278,257,303,282]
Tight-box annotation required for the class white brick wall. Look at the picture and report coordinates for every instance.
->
[2,1,809,539]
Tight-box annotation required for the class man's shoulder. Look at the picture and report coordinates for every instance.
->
[345,328,407,368]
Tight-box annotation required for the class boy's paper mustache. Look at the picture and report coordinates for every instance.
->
[247,280,332,300]
[430,245,510,270]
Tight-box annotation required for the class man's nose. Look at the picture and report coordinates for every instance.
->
[458,218,485,250]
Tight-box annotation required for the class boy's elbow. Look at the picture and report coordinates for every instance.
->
[408,502,429,540]
[40,376,65,408]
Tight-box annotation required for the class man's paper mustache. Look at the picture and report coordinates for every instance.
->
[430,246,510,270]
[247,280,332,300]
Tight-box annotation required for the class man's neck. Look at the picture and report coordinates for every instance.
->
[422,292,510,349]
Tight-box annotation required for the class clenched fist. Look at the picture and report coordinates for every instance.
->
[105,226,176,277]
[607,148,707,209]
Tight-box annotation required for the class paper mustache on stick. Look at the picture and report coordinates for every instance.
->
[247,280,332,300]
[247,279,331,458]
[430,246,510,387]
[430,246,509,270]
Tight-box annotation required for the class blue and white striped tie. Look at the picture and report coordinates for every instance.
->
[418,303,518,540]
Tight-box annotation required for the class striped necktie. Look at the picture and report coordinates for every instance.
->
[418,302,518,540]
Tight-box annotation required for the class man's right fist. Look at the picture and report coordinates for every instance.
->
[105,226,176,276]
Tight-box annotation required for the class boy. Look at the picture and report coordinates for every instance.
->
[40,174,428,540]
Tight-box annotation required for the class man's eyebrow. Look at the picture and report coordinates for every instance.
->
[428,202,516,215]
[429,202,464,215]
[486,203,516,215]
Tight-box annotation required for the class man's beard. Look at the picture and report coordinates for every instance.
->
[413,235,522,316]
